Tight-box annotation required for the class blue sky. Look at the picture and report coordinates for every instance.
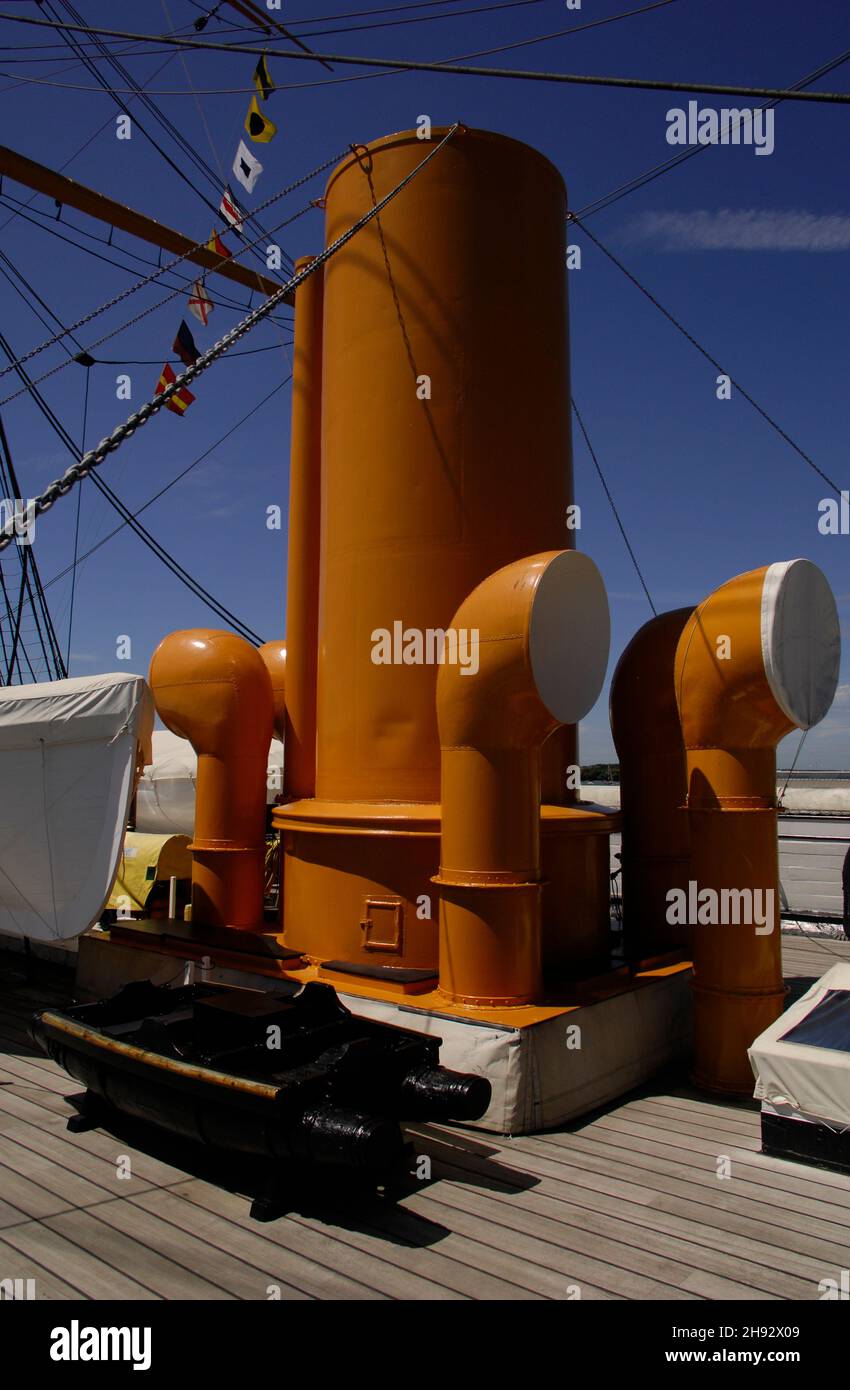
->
[0,0,848,766]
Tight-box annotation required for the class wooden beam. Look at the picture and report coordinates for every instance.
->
[0,145,293,304]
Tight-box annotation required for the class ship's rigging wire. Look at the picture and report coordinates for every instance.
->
[0,191,294,322]
[0,414,66,682]
[40,379,289,597]
[571,216,843,499]
[4,11,850,104]
[571,398,656,616]
[573,44,850,221]
[0,193,314,407]
[64,359,90,669]
[0,51,180,234]
[3,0,659,55]
[0,122,462,554]
[158,0,297,377]
[778,732,809,810]
[4,378,289,646]
[0,145,341,387]
[0,0,689,100]
[0,329,268,645]
[44,0,297,278]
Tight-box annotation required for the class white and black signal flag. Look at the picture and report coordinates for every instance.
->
[233,140,263,195]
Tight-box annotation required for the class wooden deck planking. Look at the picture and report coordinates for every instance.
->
[413,1131,836,1294]
[0,936,848,1300]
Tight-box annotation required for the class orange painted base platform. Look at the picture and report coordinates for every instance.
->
[77,921,694,1134]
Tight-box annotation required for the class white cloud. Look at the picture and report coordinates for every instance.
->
[624,208,850,252]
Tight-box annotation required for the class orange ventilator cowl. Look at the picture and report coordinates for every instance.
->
[259,640,287,741]
[149,629,275,930]
[675,560,840,1094]
[436,550,610,1006]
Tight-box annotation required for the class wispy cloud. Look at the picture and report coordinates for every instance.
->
[624,209,850,253]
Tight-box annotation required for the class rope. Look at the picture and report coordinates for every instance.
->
[0,122,460,553]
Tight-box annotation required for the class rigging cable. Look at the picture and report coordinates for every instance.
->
[570,216,843,498]
[50,0,299,275]
[571,397,656,616]
[41,378,289,596]
[0,330,266,645]
[0,413,66,679]
[0,190,294,320]
[0,123,462,554]
[0,193,315,406]
[64,358,90,670]
[0,145,342,384]
[573,45,850,221]
[4,12,850,103]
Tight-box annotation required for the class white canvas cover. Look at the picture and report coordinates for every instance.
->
[750,963,850,1130]
[0,673,153,942]
[136,729,284,836]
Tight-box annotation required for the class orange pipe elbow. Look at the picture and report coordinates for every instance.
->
[435,550,609,1005]
[149,629,275,930]
[675,560,840,1093]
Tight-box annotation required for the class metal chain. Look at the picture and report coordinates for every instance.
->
[0,123,460,552]
[0,145,349,386]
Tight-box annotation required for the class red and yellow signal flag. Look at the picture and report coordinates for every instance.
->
[206,228,232,259]
[155,362,196,416]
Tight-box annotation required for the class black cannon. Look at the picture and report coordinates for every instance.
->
[30,979,490,1211]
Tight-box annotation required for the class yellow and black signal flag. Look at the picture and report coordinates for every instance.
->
[245,95,277,144]
[253,53,275,102]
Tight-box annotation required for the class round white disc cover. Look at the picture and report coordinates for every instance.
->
[761,558,841,730]
[528,550,610,724]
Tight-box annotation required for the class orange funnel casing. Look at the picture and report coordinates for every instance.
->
[276,128,615,983]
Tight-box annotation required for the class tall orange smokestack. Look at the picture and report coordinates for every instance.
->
[275,127,615,977]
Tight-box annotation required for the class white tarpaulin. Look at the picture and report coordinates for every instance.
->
[0,673,153,942]
[136,729,284,836]
[750,962,850,1130]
